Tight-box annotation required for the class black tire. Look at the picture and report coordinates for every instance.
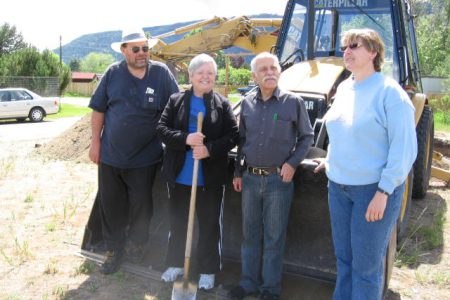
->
[29,107,45,122]
[397,170,413,244]
[16,117,26,122]
[412,106,434,199]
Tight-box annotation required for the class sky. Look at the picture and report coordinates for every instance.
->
[2,0,288,51]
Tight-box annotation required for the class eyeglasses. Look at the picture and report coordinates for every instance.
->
[130,46,149,53]
[340,43,362,52]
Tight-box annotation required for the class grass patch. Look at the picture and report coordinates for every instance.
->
[74,260,96,275]
[52,285,67,298]
[44,261,59,275]
[47,103,91,119]
[24,193,34,203]
[63,92,88,97]
[396,209,446,267]
[434,111,450,132]
[0,155,16,179]
[228,93,242,104]
[419,209,445,250]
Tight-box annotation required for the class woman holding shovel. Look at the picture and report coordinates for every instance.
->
[157,53,238,290]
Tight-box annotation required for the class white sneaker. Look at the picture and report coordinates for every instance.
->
[198,273,215,290]
[161,267,184,282]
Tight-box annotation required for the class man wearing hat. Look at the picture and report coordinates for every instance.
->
[89,27,179,274]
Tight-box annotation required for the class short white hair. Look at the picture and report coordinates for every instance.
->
[188,53,217,75]
[250,52,281,72]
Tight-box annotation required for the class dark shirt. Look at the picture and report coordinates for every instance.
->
[89,60,179,168]
[235,87,314,176]
[157,89,238,186]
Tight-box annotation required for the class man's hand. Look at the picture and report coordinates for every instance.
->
[365,191,388,222]
[186,132,205,146]
[233,177,242,192]
[280,163,295,182]
[89,138,101,164]
[193,145,210,160]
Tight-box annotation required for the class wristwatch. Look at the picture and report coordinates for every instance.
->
[377,187,390,196]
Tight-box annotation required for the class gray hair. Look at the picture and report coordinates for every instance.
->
[250,52,281,72]
[188,53,217,75]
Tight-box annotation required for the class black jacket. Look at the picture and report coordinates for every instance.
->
[157,89,238,186]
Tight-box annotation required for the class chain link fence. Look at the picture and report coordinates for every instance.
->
[0,76,60,96]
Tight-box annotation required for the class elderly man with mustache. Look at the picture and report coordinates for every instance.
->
[229,52,314,300]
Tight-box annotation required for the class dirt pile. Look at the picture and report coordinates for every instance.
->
[38,113,92,163]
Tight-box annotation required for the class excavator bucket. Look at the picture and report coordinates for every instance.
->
[81,149,336,284]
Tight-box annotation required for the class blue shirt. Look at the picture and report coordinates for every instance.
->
[176,94,206,186]
[89,60,179,168]
[325,72,417,194]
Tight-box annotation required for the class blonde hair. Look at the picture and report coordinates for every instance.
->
[341,28,385,72]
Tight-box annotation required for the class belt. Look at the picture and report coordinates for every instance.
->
[248,166,280,176]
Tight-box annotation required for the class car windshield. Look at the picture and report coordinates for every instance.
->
[279,0,397,80]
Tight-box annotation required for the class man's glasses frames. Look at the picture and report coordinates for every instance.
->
[131,46,149,53]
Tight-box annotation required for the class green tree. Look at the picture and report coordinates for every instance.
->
[0,23,27,56]
[0,46,71,92]
[413,0,450,77]
[80,52,115,73]
[215,50,227,69]
[69,58,81,71]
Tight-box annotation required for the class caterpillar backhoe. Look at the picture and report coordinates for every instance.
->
[81,1,436,298]
[146,15,282,73]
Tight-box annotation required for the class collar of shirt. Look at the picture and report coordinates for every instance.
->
[255,86,281,102]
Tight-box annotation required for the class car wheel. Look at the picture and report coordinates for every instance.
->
[16,117,27,122]
[29,107,45,122]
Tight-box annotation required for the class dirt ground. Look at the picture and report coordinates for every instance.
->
[0,117,448,300]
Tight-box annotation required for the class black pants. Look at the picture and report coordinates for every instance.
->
[166,183,224,274]
[98,163,157,251]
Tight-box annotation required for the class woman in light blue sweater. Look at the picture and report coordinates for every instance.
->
[315,29,417,300]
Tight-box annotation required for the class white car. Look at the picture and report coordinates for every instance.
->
[0,88,60,122]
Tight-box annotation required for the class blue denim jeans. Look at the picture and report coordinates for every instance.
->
[239,171,294,295]
[328,180,405,300]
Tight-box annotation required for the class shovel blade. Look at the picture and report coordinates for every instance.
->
[171,280,197,300]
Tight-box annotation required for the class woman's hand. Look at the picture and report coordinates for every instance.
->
[365,191,388,222]
[313,158,326,173]
[192,145,210,160]
[186,132,205,146]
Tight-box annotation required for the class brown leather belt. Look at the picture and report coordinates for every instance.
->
[248,166,280,176]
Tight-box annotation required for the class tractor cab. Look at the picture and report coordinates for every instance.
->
[274,0,423,133]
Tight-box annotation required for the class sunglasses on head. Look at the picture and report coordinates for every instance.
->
[131,46,149,53]
[340,42,362,52]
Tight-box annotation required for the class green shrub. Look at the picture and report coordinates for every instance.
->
[429,95,450,124]
[217,67,251,85]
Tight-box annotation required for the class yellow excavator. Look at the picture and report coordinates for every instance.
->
[146,15,282,73]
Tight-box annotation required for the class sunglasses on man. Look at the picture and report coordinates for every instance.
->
[130,46,149,53]
[340,43,362,52]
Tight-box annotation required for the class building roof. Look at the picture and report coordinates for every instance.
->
[72,72,97,81]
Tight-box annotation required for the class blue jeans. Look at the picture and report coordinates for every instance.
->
[239,171,294,295]
[328,180,405,300]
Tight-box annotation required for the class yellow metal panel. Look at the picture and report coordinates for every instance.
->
[411,93,426,125]
[279,57,345,95]
[431,166,450,183]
